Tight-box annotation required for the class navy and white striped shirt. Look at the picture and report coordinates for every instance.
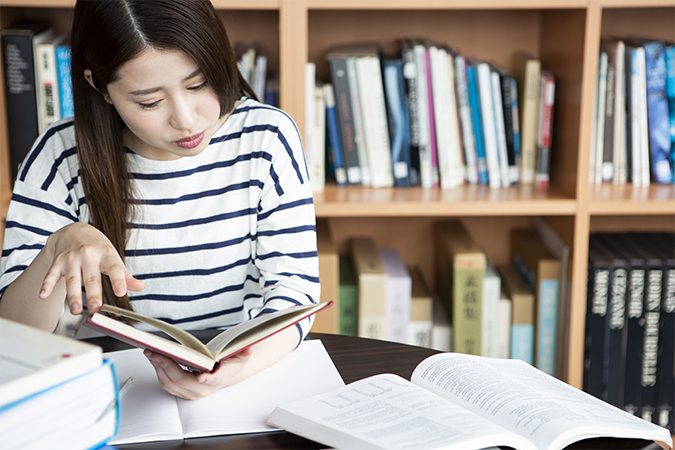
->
[0,98,320,337]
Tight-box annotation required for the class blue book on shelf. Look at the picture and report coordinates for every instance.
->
[324,84,347,186]
[466,65,488,185]
[644,41,673,183]
[511,323,534,365]
[383,59,412,187]
[510,78,522,171]
[665,45,675,177]
[55,44,73,119]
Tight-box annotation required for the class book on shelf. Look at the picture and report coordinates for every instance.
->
[400,38,422,186]
[107,339,345,445]
[346,56,372,187]
[465,64,489,185]
[454,54,480,185]
[511,228,560,377]
[267,352,673,450]
[496,66,520,184]
[482,260,501,358]
[326,50,362,185]
[1,21,50,180]
[490,64,511,188]
[513,53,540,185]
[667,45,675,176]
[350,236,387,340]
[591,51,609,185]
[510,77,523,179]
[84,302,332,373]
[54,37,73,120]
[35,32,63,132]
[434,221,486,355]
[412,41,436,188]
[475,60,502,189]
[535,68,556,190]
[422,42,440,188]
[431,294,452,352]
[601,39,628,185]
[0,318,118,450]
[313,219,339,334]
[323,83,347,186]
[625,42,643,186]
[498,264,535,366]
[382,57,413,187]
[378,248,412,344]
[305,65,326,193]
[497,288,513,359]
[407,265,433,348]
[338,255,359,337]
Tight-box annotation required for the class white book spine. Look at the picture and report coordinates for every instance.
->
[304,62,316,168]
[477,63,502,188]
[346,57,371,187]
[455,56,479,185]
[446,52,465,187]
[254,54,267,103]
[311,86,326,192]
[378,248,412,345]
[497,295,512,359]
[637,47,650,186]
[612,41,626,185]
[414,45,434,188]
[491,70,511,188]
[36,42,60,131]
[482,263,501,357]
[630,48,642,186]
[429,46,455,189]
[356,56,394,188]
[594,52,608,185]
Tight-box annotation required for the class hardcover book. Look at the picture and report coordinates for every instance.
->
[513,53,541,185]
[498,264,535,366]
[383,58,413,187]
[350,237,388,340]
[84,302,332,373]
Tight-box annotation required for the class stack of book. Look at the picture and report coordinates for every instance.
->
[0,318,119,449]
[305,40,556,191]
[591,38,675,185]
[584,232,674,433]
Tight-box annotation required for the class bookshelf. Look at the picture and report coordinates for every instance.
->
[1,0,673,394]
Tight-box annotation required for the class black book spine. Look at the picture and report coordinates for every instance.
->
[2,28,42,181]
[328,57,361,185]
[606,258,628,407]
[602,65,615,182]
[499,71,517,182]
[657,265,675,432]
[400,42,421,186]
[640,262,662,423]
[624,259,646,415]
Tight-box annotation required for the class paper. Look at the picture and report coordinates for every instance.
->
[106,339,344,445]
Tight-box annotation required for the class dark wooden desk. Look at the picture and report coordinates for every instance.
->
[86,332,662,450]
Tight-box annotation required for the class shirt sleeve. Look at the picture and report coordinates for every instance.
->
[252,108,320,342]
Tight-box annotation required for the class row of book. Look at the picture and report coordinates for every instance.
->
[591,38,675,186]
[0,318,119,449]
[314,217,569,379]
[584,232,674,433]
[2,21,73,180]
[235,44,279,109]
[304,40,556,193]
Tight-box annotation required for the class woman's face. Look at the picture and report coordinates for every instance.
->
[103,49,227,161]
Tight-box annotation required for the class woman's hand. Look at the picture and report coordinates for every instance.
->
[39,222,145,315]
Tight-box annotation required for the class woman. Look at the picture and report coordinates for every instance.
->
[0,0,319,399]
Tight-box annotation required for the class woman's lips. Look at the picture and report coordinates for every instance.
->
[175,132,204,149]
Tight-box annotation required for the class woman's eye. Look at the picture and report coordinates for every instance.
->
[139,100,161,109]
[189,82,207,92]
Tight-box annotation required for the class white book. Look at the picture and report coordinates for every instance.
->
[497,291,512,359]
[253,54,267,102]
[629,47,642,186]
[356,55,394,188]
[482,261,501,357]
[34,31,60,132]
[612,40,627,185]
[268,353,673,450]
[0,317,103,408]
[346,57,371,187]
[491,69,511,188]
[446,50,465,187]
[455,55,479,185]
[408,266,433,348]
[477,62,502,188]
[108,340,344,445]
[635,47,651,186]
[413,43,434,188]
[593,52,609,185]
[378,248,412,344]
[310,86,326,192]
[431,295,452,352]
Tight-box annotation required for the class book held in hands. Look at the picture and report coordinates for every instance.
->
[84,302,332,373]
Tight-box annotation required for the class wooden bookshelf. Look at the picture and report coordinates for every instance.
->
[1,0,674,395]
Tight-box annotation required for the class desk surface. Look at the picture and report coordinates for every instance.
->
[87,332,662,450]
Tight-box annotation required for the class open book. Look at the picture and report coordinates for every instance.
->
[84,302,331,373]
[267,352,673,450]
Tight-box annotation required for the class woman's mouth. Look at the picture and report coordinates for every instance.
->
[175,133,204,149]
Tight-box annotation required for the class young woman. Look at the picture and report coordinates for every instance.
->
[0,0,320,399]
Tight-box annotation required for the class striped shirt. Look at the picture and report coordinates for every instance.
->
[0,98,320,337]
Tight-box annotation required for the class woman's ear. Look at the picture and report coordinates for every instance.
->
[83,69,112,104]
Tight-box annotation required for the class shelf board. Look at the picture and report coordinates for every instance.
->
[306,0,587,9]
[314,185,577,217]
[588,183,675,215]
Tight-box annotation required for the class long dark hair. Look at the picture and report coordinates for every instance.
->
[71,0,255,310]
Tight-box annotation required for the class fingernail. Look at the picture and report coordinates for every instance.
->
[197,377,206,384]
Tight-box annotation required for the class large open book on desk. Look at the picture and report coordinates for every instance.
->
[84,302,331,373]
[267,352,673,450]
[105,339,345,445]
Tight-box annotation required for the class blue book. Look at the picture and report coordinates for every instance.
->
[466,65,488,185]
[644,41,673,183]
[665,45,675,178]
[383,59,412,187]
[510,78,522,173]
[324,84,347,186]
[55,44,73,119]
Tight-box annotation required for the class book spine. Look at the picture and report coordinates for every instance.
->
[637,48,651,186]
[379,249,411,344]
[640,264,662,423]
[593,52,609,185]
[383,60,412,187]
[500,71,519,184]
[414,45,434,188]
[454,55,479,185]
[346,57,371,187]
[477,63,501,189]
[446,51,465,187]
[497,295,512,359]
[510,78,522,177]
[630,48,643,186]
[657,265,675,431]
[304,63,317,189]
[666,45,675,178]
[401,43,421,186]
[520,59,541,185]
[585,262,610,400]
[612,41,627,185]
[328,58,361,185]
[55,45,73,119]
[644,41,673,184]
[425,48,439,187]
[535,72,555,190]
[35,42,60,132]
[452,261,484,355]
[429,46,455,189]
[324,84,347,186]
[482,264,501,357]
[603,63,616,182]
[466,65,488,185]
[624,263,646,415]
[606,262,628,407]
[2,31,41,180]
[309,86,326,193]
[491,70,510,188]
[536,276,559,376]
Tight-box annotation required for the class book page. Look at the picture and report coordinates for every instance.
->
[105,349,184,445]
[268,373,535,450]
[411,354,673,450]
